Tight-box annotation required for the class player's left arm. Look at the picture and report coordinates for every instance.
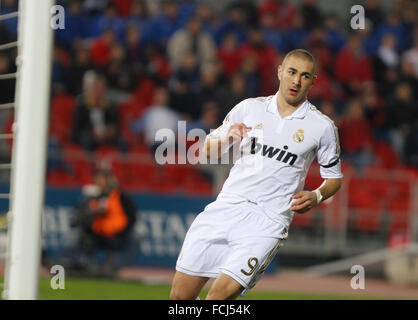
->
[291,119,343,214]
[291,178,342,213]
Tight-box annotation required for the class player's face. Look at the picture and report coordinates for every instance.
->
[278,56,315,106]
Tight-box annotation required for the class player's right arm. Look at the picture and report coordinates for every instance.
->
[202,99,250,159]
[203,123,252,159]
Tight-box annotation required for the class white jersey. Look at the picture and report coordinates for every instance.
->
[207,91,343,228]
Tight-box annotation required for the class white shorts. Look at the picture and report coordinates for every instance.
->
[176,199,288,296]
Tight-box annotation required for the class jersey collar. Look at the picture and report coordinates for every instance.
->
[267,91,309,119]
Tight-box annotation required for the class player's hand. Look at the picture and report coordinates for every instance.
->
[227,123,252,144]
[290,191,317,214]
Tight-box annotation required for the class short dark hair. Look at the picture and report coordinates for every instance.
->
[282,49,316,73]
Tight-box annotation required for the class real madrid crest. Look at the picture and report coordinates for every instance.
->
[293,129,304,143]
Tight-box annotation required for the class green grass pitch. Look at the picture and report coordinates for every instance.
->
[35,277,396,300]
[0,276,404,300]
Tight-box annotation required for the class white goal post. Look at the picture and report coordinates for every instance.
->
[2,0,54,300]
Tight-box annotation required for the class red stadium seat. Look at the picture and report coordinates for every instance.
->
[132,78,156,108]
[348,175,384,232]
[148,179,178,193]
[2,113,14,153]
[125,162,158,182]
[47,169,79,188]
[94,146,120,165]
[120,178,148,192]
[351,209,382,232]
[388,209,410,234]
[111,159,126,183]
[61,144,93,185]
[291,211,314,228]
[373,141,400,169]
[182,179,213,196]
[49,94,76,143]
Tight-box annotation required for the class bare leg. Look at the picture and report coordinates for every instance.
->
[205,273,244,300]
[170,271,210,300]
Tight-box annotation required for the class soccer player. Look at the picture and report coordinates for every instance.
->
[170,49,343,300]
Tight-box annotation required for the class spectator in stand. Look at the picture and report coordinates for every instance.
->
[305,27,333,73]
[371,12,407,53]
[0,54,16,104]
[395,0,417,47]
[94,2,126,43]
[90,28,117,68]
[323,14,346,54]
[82,0,109,16]
[197,63,225,108]
[259,11,286,52]
[217,32,243,77]
[195,2,218,39]
[307,59,335,104]
[239,54,261,97]
[104,43,135,93]
[283,11,309,51]
[335,33,374,96]
[125,0,153,44]
[356,17,376,55]
[0,0,18,37]
[360,83,388,142]
[318,100,337,121]
[167,16,216,71]
[364,0,384,31]
[219,73,250,120]
[339,100,375,170]
[150,0,188,46]
[404,121,418,168]
[168,52,201,121]
[377,67,400,99]
[127,0,149,21]
[145,44,171,86]
[299,0,322,30]
[67,41,93,95]
[384,82,416,158]
[373,33,400,80]
[401,35,418,78]
[123,22,170,86]
[187,101,221,135]
[214,5,248,46]
[55,0,87,49]
[131,87,180,154]
[240,28,279,95]
[0,20,15,49]
[109,0,135,17]
[71,71,126,152]
[399,59,418,100]
[51,45,71,93]
[123,24,147,73]
[226,0,259,29]
[257,0,298,30]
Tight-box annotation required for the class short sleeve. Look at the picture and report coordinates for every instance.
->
[317,121,343,178]
[206,99,248,139]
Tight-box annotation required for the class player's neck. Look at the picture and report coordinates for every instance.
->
[276,92,305,118]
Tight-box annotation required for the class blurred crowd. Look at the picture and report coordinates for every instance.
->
[0,0,417,173]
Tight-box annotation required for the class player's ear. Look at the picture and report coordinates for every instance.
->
[312,74,317,85]
[277,65,282,79]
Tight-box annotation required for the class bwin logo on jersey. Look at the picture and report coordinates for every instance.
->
[248,137,298,165]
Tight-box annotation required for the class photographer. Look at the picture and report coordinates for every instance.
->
[71,169,137,275]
